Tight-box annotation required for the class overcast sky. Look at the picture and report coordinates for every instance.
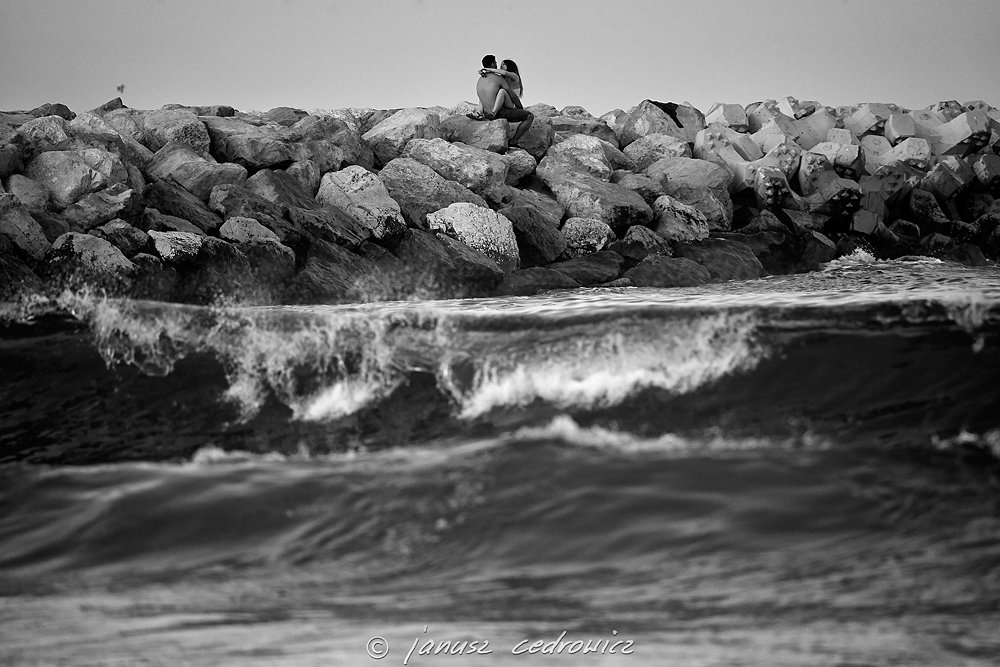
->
[2,0,999,117]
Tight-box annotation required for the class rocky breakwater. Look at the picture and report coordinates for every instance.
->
[2,95,999,305]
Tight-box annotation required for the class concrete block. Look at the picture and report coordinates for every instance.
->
[705,103,749,132]
[860,135,893,174]
[751,116,799,153]
[919,162,963,200]
[797,151,833,195]
[793,107,837,150]
[860,190,887,217]
[939,155,976,186]
[851,209,882,235]
[972,153,1000,186]
[810,141,864,178]
[884,113,916,145]
[887,137,933,170]
[745,100,782,133]
[827,128,856,145]
[931,100,966,121]
[777,96,817,120]
[844,107,880,136]
[934,110,991,156]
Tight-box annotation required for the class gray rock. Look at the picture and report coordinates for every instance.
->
[285,238,386,304]
[25,150,107,209]
[13,116,73,158]
[426,203,520,272]
[389,228,504,299]
[607,225,673,263]
[209,184,302,248]
[536,162,652,235]
[286,159,321,196]
[111,108,210,155]
[502,148,537,184]
[219,216,281,244]
[440,116,509,153]
[515,116,555,162]
[317,165,406,240]
[285,206,371,250]
[644,156,734,230]
[560,217,616,259]
[148,230,204,263]
[609,171,666,207]
[500,266,580,295]
[91,219,150,258]
[673,238,763,282]
[619,100,701,147]
[378,157,488,229]
[403,138,509,198]
[244,168,317,210]
[652,195,710,242]
[622,255,712,287]
[0,144,22,180]
[0,205,50,261]
[623,132,693,171]
[28,210,70,242]
[44,232,137,290]
[362,108,442,167]
[62,184,141,230]
[264,106,308,127]
[143,208,207,236]
[147,142,247,201]
[499,205,567,267]
[5,174,49,210]
[506,186,565,224]
[549,115,618,145]
[541,134,614,181]
[547,250,625,286]
[200,116,297,169]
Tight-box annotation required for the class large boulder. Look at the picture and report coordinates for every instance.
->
[287,159,321,196]
[0,205,50,261]
[12,116,73,158]
[619,100,705,147]
[106,108,210,155]
[502,148,538,184]
[77,148,129,188]
[42,231,137,290]
[440,116,509,153]
[541,134,614,181]
[4,174,49,211]
[285,205,371,250]
[500,266,580,296]
[145,178,223,234]
[219,216,281,244]
[285,114,365,172]
[607,224,673,263]
[560,217,616,259]
[549,115,618,144]
[199,116,297,169]
[244,168,318,210]
[536,161,652,234]
[403,138,509,201]
[67,111,154,169]
[499,205,567,267]
[147,142,247,201]
[546,250,625,286]
[148,230,203,263]
[425,202,520,272]
[644,156,734,230]
[673,238,763,281]
[377,157,488,229]
[208,184,302,247]
[622,255,713,287]
[362,108,442,167]
[507,185,565,224]
[143,207,207,236]
[0,144,23,180]
[388,229,504,299]
[91,219,150,258]
[25,150,107,209]
[61,183,142,230]
[316,165,406,240]
[0,250,41,297]
[166,235,259,304]
[610,171,666,207]
[651,194,710,242]
[515,116,555,162]
[623,132,693,171]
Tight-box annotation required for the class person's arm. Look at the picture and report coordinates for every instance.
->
[480,67,512,79]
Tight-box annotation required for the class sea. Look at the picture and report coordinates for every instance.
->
[1,251,999,666]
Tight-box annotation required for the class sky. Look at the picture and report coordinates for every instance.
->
[2,0,1000,118]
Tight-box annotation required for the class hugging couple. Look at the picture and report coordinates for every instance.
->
[468,54,534,148]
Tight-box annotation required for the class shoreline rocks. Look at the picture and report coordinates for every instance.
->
[2,95,999,304]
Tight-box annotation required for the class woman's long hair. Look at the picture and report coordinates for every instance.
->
[501,59,522,96]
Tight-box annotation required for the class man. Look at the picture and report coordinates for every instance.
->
[472,54,534,148]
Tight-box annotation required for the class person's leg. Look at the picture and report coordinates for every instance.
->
[495,109,534,146]
[491,89,512,116]
[510,112,534,146]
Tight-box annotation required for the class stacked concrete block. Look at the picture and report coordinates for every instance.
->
[705,103,748,132]
[884,113,916,145]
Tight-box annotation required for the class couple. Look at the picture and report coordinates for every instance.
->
[469,54,534,147]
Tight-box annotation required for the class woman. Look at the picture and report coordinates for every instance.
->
[478,59,523,118]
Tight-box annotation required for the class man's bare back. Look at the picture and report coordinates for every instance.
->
[477,73,518,114]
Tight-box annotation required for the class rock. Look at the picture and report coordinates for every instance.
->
[147,142,247,201]
[77,148,129,188]
[29,210,70,242]
[623,255,712,287]
[91,219,150,258]
[945,243,988,266]
[716,230,795,275]
[619,100,704,147]
[200,116,297,169]
[515,116,555,161]
[242,240,296,300]
[43,232,136,291]
[145,178,223,234]
[0,144,22,180]
[130,253,178,302]
[286,159,321,196]
[0,252,41,298]
[377,157,488,229]
[13,116,73,158]
[541,134,614,180]
[906,188,951,234]
[607,224,673,263]
[623,132,693,170]
[798,230,838,269]
[61,183,142,230]
[920,232,953,254]
[4,174,49,210]
[317,165,407,240]
[172,236,258,304]
[148,230,203,263]
[0,205,50,261]
[499,205,567,267]
[403,138,510,198]
[285,206,371,250]
[502,148,537,184]
[25,150,107,209]
[506,186,565,223]
[440,115,509,152]
[549,115,618,145]
[244,168,318,210]
[362,108,442,167]
[91,97,126,115]
[143,208,207,236]
[536,161,652,235]
[219,216,281,244]
[673,238,763,281]
[426,202,520,272]
[264,106,308,127]
[209,184,304,249]
[560,217,616,259]
[110,108,211,155]
[705,103,749,131]
[547,250,625,286]
[163,103,236,118]
[388,229,504,299]
[609,171,666,207]
[500,266,580,295]
[652,194,710,242]
[286,114,365,172]
[644,156,734,230]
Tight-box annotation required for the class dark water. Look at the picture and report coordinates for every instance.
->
[2,253,999,666]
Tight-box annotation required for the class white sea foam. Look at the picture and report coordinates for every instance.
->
[449,311,765,418]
